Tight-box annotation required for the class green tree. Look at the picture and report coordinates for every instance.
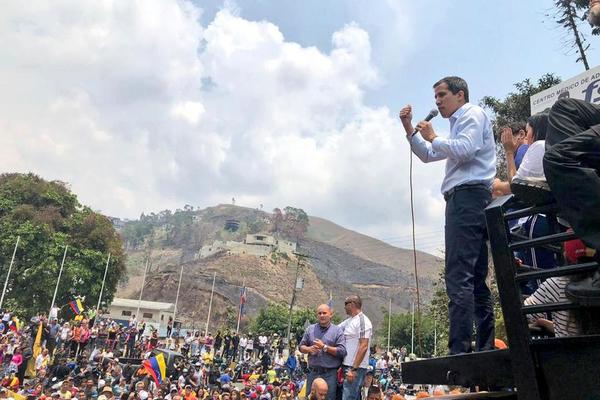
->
[480,73,561,179]
[249,303,317,336]
[268,206,310,242]
[250,303,289,335]
[377,309,436,357]
[427,266,507,357]
[0,173,126,319]
[282,206,309,241]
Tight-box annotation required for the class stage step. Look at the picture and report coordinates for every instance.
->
[401,349,514,388]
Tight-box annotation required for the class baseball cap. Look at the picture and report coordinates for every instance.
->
[138,390,149,400]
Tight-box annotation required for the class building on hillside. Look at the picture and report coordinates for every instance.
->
[106,298,175,326]
[245,234,277,246]
[277,238,297,254]
[198,233,297,259]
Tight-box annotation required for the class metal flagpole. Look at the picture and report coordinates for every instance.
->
[0,236,20,310]
[411,300,415,354]
[387,298,392,353]
[136,257,150,319]
[94,253,111,327]
[205,271,216,337]
[236,279,245,334]
[50,245,69,317]
[286,259,302,342]
[173,265,184,323]
[434,318,437,357]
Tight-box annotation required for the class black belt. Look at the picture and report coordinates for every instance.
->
[308,366,338,373]
[443,183,489,202]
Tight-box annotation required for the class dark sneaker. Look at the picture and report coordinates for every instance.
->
[565,269,600,306]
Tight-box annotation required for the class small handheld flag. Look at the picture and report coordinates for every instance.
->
[69,298,84,315]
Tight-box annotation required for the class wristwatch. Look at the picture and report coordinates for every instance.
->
[323,345,329,353]
[350,367,358,372]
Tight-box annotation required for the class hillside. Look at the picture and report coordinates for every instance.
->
[307,216,441,280]
[115,204,443,330]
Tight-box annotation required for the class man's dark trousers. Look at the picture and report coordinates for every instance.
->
[445,186,495,354]
[306,367,338,400]
[544,98,600,250]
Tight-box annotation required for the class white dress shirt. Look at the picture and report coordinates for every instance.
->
[408,103,496,195]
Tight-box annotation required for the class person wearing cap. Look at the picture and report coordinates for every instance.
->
[339,296,371,400]
[58,380,72,399]
[299,304,346,400]
[183,384,197,400]
[98,386,114,400]
[165,385,179,400]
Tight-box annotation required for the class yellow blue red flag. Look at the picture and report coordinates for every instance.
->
[143,353,167,385]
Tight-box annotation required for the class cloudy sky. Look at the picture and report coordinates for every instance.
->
[1,0,596,255]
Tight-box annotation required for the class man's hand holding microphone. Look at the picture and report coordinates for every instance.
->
[399,104,438,142]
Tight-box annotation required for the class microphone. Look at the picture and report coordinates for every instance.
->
[411,109,439,137]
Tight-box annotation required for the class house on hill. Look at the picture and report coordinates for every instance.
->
[199,233,297,258]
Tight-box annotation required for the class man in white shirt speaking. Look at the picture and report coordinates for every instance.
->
[399,76,496,355]
[339,295,372,400]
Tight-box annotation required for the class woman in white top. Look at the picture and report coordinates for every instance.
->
[494,111,549,195]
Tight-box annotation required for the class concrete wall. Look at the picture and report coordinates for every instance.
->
[106,305,171,325]
[227,241,272,257]
[199,240,226,258]
[277,240,297,254]
[199,235,296,259]
[245,234,277,246]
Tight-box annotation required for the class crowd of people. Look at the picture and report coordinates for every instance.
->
[0,296,471,400]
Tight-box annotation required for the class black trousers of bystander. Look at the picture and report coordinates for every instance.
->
[544,98,600,251]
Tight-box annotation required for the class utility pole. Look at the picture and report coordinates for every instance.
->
[205,271,217,337]
[387,298,392,353]
[286,253,305,342]
[173,265,184,324]
[411,299,415,355]
[136,257,150,319]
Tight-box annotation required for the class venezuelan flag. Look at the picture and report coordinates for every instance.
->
[69,298,84,315]
[8,317,20,332]
[142,353,167,385]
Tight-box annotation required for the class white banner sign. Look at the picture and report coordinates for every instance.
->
[530,65,600,114]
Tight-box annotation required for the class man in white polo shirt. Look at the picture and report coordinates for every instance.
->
[339,295,372,400]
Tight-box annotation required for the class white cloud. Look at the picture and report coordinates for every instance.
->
[171,101,205,125]
[0,1,446,254]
